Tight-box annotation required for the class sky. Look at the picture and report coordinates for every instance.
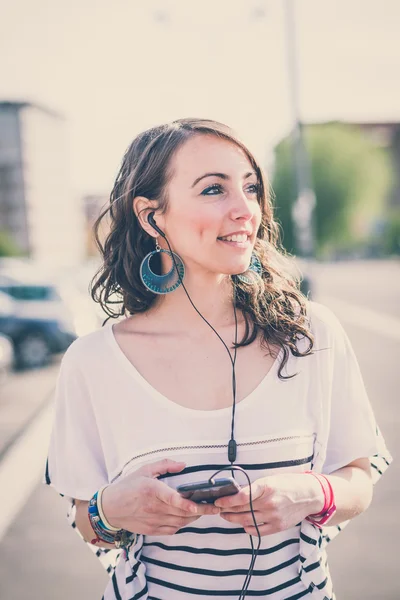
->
[1,0,399,196]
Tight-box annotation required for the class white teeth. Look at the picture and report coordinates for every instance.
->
[220,233,249,243]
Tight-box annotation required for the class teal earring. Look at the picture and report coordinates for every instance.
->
[140,239,185,294]
[236,252,262,284]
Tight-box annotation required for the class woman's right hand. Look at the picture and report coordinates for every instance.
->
[101,459,220,536]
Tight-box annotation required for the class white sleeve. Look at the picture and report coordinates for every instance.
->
[44,343,108,500]
[319,310,392,476]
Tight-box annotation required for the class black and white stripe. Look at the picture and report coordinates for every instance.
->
[46,430,391,599]
[102,451,314,599]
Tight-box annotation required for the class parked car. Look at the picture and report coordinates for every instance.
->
[0,289,76,369]
[0,265,100,369]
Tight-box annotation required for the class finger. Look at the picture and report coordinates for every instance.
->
[155,517,201,535]
[214,481,266,509]
[220,501,260,513]
[151,480,220,516]
[191,502,221,516]
[220,511,265,527]
[220,498,274,513]
[244,523,277,536]
[156,505,199,518]
[132,514,201,536]
[138,459,187,479]
[157,486,219,516]
[178,516,203,526]
[154,503,219,518]
[155,514,201,527]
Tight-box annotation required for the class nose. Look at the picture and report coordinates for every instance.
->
[229,189,254,222]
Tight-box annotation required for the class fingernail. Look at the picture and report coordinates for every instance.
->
[190,505,198,514]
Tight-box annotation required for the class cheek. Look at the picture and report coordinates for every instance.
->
[182,210,222,240]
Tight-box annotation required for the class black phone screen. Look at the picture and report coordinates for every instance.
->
[177,477,240,504]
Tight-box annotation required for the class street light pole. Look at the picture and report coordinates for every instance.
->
[283,0,316,259]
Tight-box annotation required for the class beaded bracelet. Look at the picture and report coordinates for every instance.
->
[88,492,119,544]
[88,490,137,549]
[88,512,117,545]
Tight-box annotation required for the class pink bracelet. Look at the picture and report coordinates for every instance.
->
[304,471,336,527]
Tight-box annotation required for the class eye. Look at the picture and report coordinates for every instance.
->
[246,183,260,195]
[200,184,223,196]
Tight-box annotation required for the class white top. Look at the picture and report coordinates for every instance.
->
[45,300,391,600]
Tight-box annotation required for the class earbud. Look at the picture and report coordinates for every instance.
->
[147,212,166,239]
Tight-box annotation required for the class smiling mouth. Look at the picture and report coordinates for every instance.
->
[217,233,250,243]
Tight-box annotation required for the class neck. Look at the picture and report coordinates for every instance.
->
[150,271,237,332]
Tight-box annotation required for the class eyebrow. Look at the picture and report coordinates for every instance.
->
[191,171,256,188]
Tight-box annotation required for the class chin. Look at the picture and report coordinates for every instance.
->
[205,252,253,277]
[226,261,252,276]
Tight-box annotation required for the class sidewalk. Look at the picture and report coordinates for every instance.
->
[0,362,60,458]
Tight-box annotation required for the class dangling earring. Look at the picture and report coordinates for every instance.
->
[140,238,185,294]
[236,252,262,285]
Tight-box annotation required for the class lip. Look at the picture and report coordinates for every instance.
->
[217,238,252,250]
[217,230,252,240]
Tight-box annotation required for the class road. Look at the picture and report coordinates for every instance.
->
[0,260,398,600]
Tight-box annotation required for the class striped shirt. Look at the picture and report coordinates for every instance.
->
[44,301,392,599]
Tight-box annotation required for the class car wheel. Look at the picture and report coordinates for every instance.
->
[16,333,51,369]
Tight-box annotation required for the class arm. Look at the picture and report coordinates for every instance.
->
[73,459,219,547]
[215,457,374,535]
[315,457,373,526]
[217,306,390,535]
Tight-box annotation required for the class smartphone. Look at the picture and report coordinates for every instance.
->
[177,477,241,504]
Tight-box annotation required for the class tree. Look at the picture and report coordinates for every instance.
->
[272,122,393,258]
[0,230,23,257]
[382,208,400,255]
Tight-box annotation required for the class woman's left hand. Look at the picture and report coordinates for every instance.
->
[214,473,325,536]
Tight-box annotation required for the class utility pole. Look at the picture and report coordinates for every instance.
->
[284,0,316,259]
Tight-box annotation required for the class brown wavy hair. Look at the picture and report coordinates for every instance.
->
[91,118,314,378]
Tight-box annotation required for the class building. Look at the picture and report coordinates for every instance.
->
[82,193,109,256]
[0,101,85,266]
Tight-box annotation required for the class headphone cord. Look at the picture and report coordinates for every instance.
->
[162,236,261,598]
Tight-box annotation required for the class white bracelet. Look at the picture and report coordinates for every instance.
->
[97,485,121,532]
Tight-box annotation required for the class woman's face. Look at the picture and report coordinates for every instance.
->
[160,134,262,278]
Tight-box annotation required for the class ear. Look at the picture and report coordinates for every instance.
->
[133,196,158,238]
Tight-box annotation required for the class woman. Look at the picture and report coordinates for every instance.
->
[45,118,391,600]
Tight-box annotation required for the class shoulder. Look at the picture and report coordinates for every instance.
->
[304,300,345,347]
[61,325,112,371]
